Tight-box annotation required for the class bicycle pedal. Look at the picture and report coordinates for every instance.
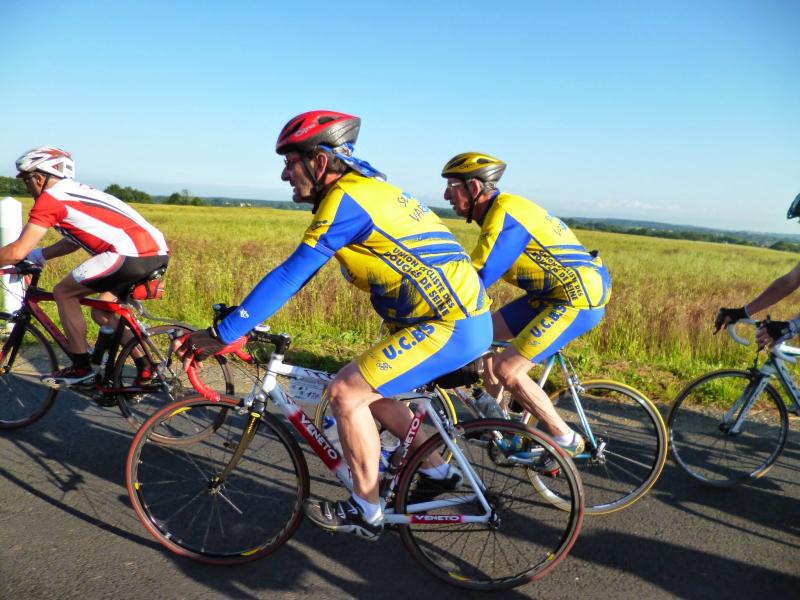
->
[92,393,119,408]
[535,466,561,478]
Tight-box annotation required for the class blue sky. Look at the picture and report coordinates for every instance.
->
[1,0,798,234]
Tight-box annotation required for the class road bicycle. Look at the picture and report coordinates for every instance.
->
[126,325,585,591]
[442,346,668,515]
[0,261,232,441]
[668,319,800,487]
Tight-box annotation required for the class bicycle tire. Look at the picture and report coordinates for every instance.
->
[668,369,788,487]
[526,380,668,514]
[394,419,583,591]
[127,394,310,564]
[0,313,59,429]
[114,324,234,442]
[312,385,458,430]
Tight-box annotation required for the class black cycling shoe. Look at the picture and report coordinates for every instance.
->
[406,466,464,506]
[303,497,383,541]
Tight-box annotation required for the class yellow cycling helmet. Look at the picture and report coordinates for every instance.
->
[442,152,506,223]
[441,152,506,183]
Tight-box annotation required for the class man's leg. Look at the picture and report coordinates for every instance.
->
[368,398,446,468]
[477,310,515,401]
[52,275,95,356]
[492,302,605,440]
[306,314,491,537]
[90,291,118,329]
[303,361,386,539]
[326,361,383,504]
[90,291,146,360]
[491,347,572,437]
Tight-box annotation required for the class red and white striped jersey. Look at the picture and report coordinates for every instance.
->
[27,179,169,257]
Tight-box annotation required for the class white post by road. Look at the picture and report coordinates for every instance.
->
[0,196,23,314]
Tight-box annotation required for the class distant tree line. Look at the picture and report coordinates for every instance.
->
[103,184,152,203]
[561,218,800,253]
[163,189,206,206]
[0,176,28,196]
[103,185,206,205]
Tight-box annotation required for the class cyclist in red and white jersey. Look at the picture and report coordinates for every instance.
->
[0,146,169,386]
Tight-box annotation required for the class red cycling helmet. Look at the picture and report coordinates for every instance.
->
[275,110,361,155]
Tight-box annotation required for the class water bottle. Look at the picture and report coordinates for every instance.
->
[91,326,115,365]
[378,429,401,474]
[473,389,504,419]
[322,416,344,456]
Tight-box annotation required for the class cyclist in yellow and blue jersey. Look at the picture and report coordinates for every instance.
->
[177,112,492,540]
[442,152,611,459]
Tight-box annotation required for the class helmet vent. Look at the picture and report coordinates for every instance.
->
[280,119,304,139]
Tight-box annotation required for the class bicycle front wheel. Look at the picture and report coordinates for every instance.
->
[127,395,310,564]
[529,380,668,514]
[394,419,583,591]
[668,369,788,486]
[115,324,234,435]
[0,313,59,429]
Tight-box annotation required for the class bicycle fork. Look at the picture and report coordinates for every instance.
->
[722,374,769,435]
[0,316,26,370]
[205,405,265,513]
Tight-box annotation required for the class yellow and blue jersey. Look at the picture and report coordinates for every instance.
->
[472,192,611,309]
[217,172,488,343]
[305,172,488,326]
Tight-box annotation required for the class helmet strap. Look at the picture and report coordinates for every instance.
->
[33,172,53,200]
[301,151,331,214]
[465,179,485,224]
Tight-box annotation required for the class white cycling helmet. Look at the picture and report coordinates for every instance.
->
[15,146,75,179]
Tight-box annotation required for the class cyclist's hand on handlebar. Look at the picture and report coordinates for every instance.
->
[714,306,748,333]
[755,319,795,349]
[173,327,242,369]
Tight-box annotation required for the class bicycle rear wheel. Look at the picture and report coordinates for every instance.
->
[0,313,59,429]
[528,380,668,514]
[115,324,234,440]
[127,395,309,563]
[668,369,788,486]
[394,419,583,591]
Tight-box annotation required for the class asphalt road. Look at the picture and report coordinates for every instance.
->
[1,391,798,600]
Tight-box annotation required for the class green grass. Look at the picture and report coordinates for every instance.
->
[11,198,797,403]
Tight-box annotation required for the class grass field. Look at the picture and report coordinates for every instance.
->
[9,198,797,403]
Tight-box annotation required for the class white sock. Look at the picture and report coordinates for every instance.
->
[352,493,383,524]
[553,431,577,446]
[419,463,452,479]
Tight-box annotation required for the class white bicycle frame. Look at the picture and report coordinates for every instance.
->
[237,339,494,526]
